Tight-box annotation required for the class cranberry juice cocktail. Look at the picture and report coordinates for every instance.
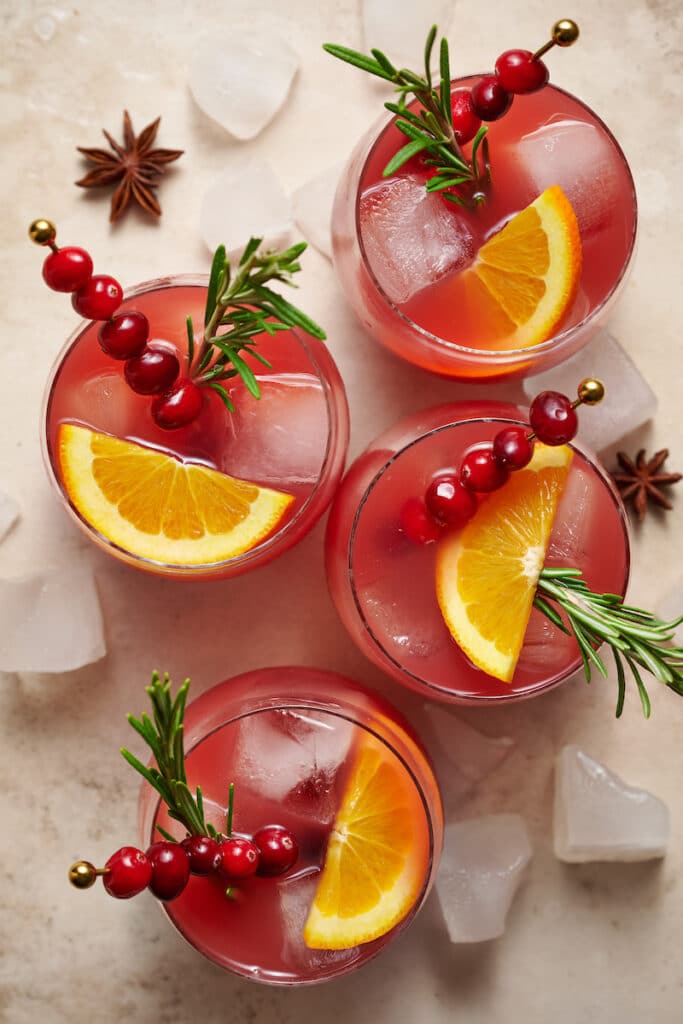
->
[32,226,349,577]
[328,23,636,379]
[134,668,443,984]
[326,398,630,703]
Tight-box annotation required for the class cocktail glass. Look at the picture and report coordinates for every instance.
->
[42,275,349,577]
[138,666,443,984]
[325,401,630,703]
[332,80,637,380]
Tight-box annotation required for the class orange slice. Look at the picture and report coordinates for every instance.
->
[303,733,430,949]
[58,424,294,564]
[466,185,582,349]
[436,444,573,682]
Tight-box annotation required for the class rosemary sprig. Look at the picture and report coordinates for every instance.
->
[188,239,326,409]
[534,568,683,718]
[121,672,224,840]
[324,26,489,206]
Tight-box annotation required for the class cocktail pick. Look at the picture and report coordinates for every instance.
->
[532,19,580,61]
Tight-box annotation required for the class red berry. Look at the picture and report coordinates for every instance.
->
[253,826,299,877]
[495,49,549,95]
[217,837,260,880]
[181,835,222,876]
[492,426,535,470]
[146,841,191,901]
[460,444,510,492]
[529,391,578,445]
[72,274,123,320]
[124,348,180,395]
[98,312,149,360]
[42,246,93,292]
[398,496,442,544]
[103,846,152,899]
[450,88,481,145]
[151,379,203,430]
[470,75,513,121]
[425,474,477,527]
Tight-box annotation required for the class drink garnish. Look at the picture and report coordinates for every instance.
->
[75,110,184,222]
[30,219,325,430]
[58,425,294,565]
[610,449,682,522]
[324,20,579,207]
[68,673,299,902]
[421,379,683,715]
[303,732,430,949]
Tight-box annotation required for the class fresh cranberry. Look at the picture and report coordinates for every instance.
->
[146,841,191,901]
[470,75,513,121]
[42,246,93,292]
[98,312,149,360]
[253,826,299,877]
[495,49,549,94]
[72,274,123,320]
[450,88,481,145]
[151,379,203,430]
[217,837,260,880]
[425,474,477,527]
[492,426,535,470]
[460,444,510,492]
[181,835,222,876]
[398,496,442,544]
[124,348,180,395]
[102,846,152,899]
[529,391,578,445]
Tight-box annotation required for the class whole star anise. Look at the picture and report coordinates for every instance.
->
[76,111,183,222]
[611,448,682,522]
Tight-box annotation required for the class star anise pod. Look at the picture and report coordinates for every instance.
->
[76,111,183,223]
[611,448,682,522]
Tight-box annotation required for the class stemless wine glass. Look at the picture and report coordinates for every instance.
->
[42,275,349,578]
[326,401,630,703]
[332,79,637,380]
[138,666,444,984]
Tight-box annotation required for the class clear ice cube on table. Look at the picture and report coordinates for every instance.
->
[199,156,292,259]
[292,163,344,260]
[236,708,353,823]
[510,118,623,236]
[0,567,105,673]
[0,492,20,543]
[362,0,455,65]
[522,333,657,455]
[437,815,532,943]
[189,33,299,141]
[279,869,359,968]
[422,704,514,809]
[554,745,669,863]
[359,175,474,304]
[221,373,327,486]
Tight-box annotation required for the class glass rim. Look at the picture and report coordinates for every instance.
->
[346,412,632,703]
[354,79,639,364]
[42,273,345,574]
[144,677,441,985]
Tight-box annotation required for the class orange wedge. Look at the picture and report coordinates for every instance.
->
[58,424,294,565]
[465,185,582,349]
[436,444,573,682]
[303,733,430,950]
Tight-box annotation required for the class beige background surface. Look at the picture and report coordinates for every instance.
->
[1,1,682,1021]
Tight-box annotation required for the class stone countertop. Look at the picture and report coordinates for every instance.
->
[1,1,681,1021]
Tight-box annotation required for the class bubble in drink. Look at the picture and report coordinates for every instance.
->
[359,176,474,303]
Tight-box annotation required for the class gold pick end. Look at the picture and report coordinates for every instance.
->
[577,378,605,406]
[552,19,580,47]
[29,218,57,246]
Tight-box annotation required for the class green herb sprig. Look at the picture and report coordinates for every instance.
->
[534,568,683,718]
[324,26,489,206]
[121,672,232,841]
[187,239,326,411]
